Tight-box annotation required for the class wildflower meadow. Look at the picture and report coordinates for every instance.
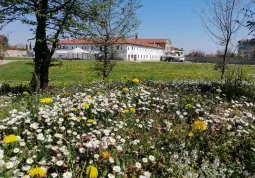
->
[0,78,254,178]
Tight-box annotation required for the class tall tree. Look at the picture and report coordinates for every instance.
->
[200,0,250,79]
[87,0,141,80]
[0,35,8,60]
[0,0,101,91]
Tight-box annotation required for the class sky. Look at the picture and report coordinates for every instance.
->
[0,0,253,53]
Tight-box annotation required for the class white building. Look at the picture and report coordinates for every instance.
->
[54,38,172,61]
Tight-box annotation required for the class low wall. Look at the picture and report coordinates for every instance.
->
[6,50,27,57]
[185,57,255,65]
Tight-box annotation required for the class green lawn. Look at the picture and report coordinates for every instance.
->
[3,57,32,60]
[0,60,255,85]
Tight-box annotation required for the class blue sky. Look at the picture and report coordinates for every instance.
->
[1,0,253,53]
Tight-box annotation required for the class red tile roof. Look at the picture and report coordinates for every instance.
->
[132,39,171,44]
[58,38,165,49]
[238,39,255,43]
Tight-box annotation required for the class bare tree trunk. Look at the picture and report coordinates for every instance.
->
[103,45,108,80]
[30,0,51,91]
[221,39,230,79]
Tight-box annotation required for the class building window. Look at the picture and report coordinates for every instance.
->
[72,46,73,49]
[131,55,133,58]
[121,47,122,50]
[117,46,119,50]
[91,47,94,50]
[82,46,83,49]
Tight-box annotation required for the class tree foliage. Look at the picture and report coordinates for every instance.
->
[0,0,102,91]
[0,35,8,60]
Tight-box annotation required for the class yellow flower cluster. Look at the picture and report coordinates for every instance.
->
[40,97,53,104]
[132,78,140,83]
[87,119,94,123]
[3,134,18,143]
[28,167,46,177]
[101,151,110,159]
[86,165,98,178]
[124,107,136,113]
[123,87,129,92]
[188,132,194,137]
[83,103,90,109]
[193,120,207,130]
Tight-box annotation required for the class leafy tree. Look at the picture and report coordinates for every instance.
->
[199,0,250,79]
[86,0,141,80]
[0,35,8,60]
[0,0,102,91]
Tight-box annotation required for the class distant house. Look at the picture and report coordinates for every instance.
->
[238,39,255,59]
[55,38,174,61]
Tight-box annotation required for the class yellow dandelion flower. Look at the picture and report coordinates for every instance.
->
[101,151,110,159]
[83,103,90,109]
[132,78,140,83]
[123,87,129,92]
[28,167,46,177]
[130,107,136,113]
[77,117,82,121]
[86,165,98,178]
[87,119,94,123]
[193,120,207,130]
[188,132,194,137]
[124,109,129,113]
[40,97,53,104]
[3,134,18,143]
[67,117,72,121]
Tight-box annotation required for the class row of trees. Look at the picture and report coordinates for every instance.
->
[0,0,141,91]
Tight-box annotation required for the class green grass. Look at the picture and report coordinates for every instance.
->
[3,57,32,60]
[0,60,255,85]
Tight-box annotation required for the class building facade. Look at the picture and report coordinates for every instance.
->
[55,38,170,61]
[238,39,255,59]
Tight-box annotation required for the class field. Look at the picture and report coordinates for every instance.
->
[0,60,255,86]
[3,57,32,60]
[0,61,255,177]
[0,80,254,177]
